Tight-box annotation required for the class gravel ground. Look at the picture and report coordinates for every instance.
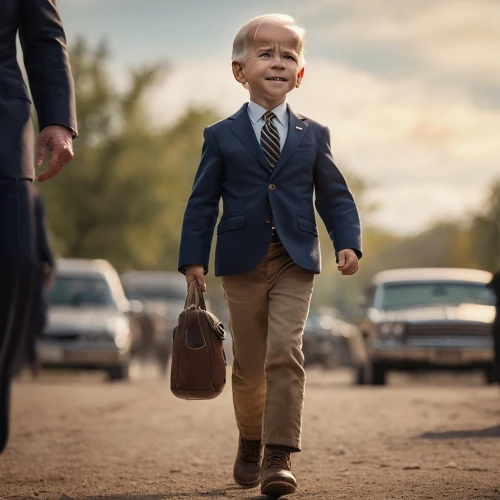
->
[0,368,499,500]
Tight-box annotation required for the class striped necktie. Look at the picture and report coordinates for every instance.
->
[260,111,280,169]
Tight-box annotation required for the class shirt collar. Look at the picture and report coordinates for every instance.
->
[248,100,288,126]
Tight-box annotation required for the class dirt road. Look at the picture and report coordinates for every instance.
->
[0,368,499,500]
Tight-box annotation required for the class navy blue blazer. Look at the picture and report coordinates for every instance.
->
[178,103,362,277]
[0,0,77,179]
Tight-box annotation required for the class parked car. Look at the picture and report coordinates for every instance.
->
[303,310,354,369]
[120,270,186,376]
[38,258,134,380]
[352,268,495,385]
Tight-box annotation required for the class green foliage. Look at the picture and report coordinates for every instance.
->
[38,39,219,272]
[155,108,221,269]
[471,181,500,272]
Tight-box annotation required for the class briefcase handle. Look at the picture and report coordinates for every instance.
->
[185,280,206,311]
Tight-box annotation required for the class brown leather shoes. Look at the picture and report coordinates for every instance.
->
[233,435,262,488]
[261,446,297,496]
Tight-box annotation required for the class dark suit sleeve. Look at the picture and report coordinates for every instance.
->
[34,194,55,269]
[18,0,77,137]
[314,126,362,260]
[178,127,224,275]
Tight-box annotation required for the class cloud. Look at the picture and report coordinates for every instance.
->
[144,56,498,234]
[368,183,485,232]
[308,0,500,84]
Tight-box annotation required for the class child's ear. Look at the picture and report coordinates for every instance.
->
[295,67,305,88]
[232,61,247,85]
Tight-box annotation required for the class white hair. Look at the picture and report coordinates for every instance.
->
[232,14,306,68]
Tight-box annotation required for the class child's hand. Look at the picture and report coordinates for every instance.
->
[337,249,359,276]
[185,265,206,292]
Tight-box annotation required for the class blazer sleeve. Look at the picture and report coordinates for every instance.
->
[314,126,362,259]
[18,0,78,137]
[178,127,224,275]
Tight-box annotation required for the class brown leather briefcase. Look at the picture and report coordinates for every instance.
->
[170,280,226,400]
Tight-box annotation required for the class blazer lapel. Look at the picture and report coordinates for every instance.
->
[228,103,269,171]
[270,106,309,179]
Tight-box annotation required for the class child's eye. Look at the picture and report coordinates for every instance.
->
[285,55,297,62]
[260,53,271,58]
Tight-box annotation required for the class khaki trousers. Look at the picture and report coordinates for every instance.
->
[221,242,314,451]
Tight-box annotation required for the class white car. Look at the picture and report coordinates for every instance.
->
[353,268,495,385]
[38,258,133,380]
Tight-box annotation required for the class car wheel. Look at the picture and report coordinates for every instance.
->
[107,363,129,381]
[354,357,375,385]
[484,365,495,385]
[322,355,337,371]
[370,361,387,385]
[156,337,171,378]
[354,365,366,385]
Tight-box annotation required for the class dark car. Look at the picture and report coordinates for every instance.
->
[352,268,495,385]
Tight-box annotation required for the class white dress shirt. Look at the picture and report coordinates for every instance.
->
[247,100,289,151]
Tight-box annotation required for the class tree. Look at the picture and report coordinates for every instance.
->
[38,39,219,271]
[471,181,500,272]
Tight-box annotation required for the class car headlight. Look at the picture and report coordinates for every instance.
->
[104,317,131,349]
[392,322,406,337]
[379,322,406,338]
[106,317,129,335]
[114,330,131,349]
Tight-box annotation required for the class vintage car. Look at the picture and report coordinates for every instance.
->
[38,258,134,380]
[353,268,495,385]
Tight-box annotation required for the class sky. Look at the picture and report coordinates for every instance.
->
[56,0,500,235]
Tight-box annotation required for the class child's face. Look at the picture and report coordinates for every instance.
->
[232,23,305,109]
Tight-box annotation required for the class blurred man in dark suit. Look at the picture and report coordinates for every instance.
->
[25,191,55,378]
[0,0,77,453]
[487,271,500,385]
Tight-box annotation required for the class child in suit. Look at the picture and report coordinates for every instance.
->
[178,13,361,496]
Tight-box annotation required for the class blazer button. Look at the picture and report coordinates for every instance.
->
[265,217,271,224]
[268,184,276,191]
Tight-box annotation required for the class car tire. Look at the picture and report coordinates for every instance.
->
[370,361,387,385]
[322,355,337,371]
[157,349,169,378]
[107,363,129,381]
[354,357,375,385]
[484,365,495,385]
[354,365,366,385]
[156,336,172,378]
[354,360,387,385]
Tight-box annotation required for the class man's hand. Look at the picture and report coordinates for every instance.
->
[185,265,206,292]
[36,125,74,182]
[337,249,359,276]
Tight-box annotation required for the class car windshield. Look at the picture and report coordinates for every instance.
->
[380,282,495,310]
[305,315,334,330]
[48,275,116,308]
[123,286,185,302]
